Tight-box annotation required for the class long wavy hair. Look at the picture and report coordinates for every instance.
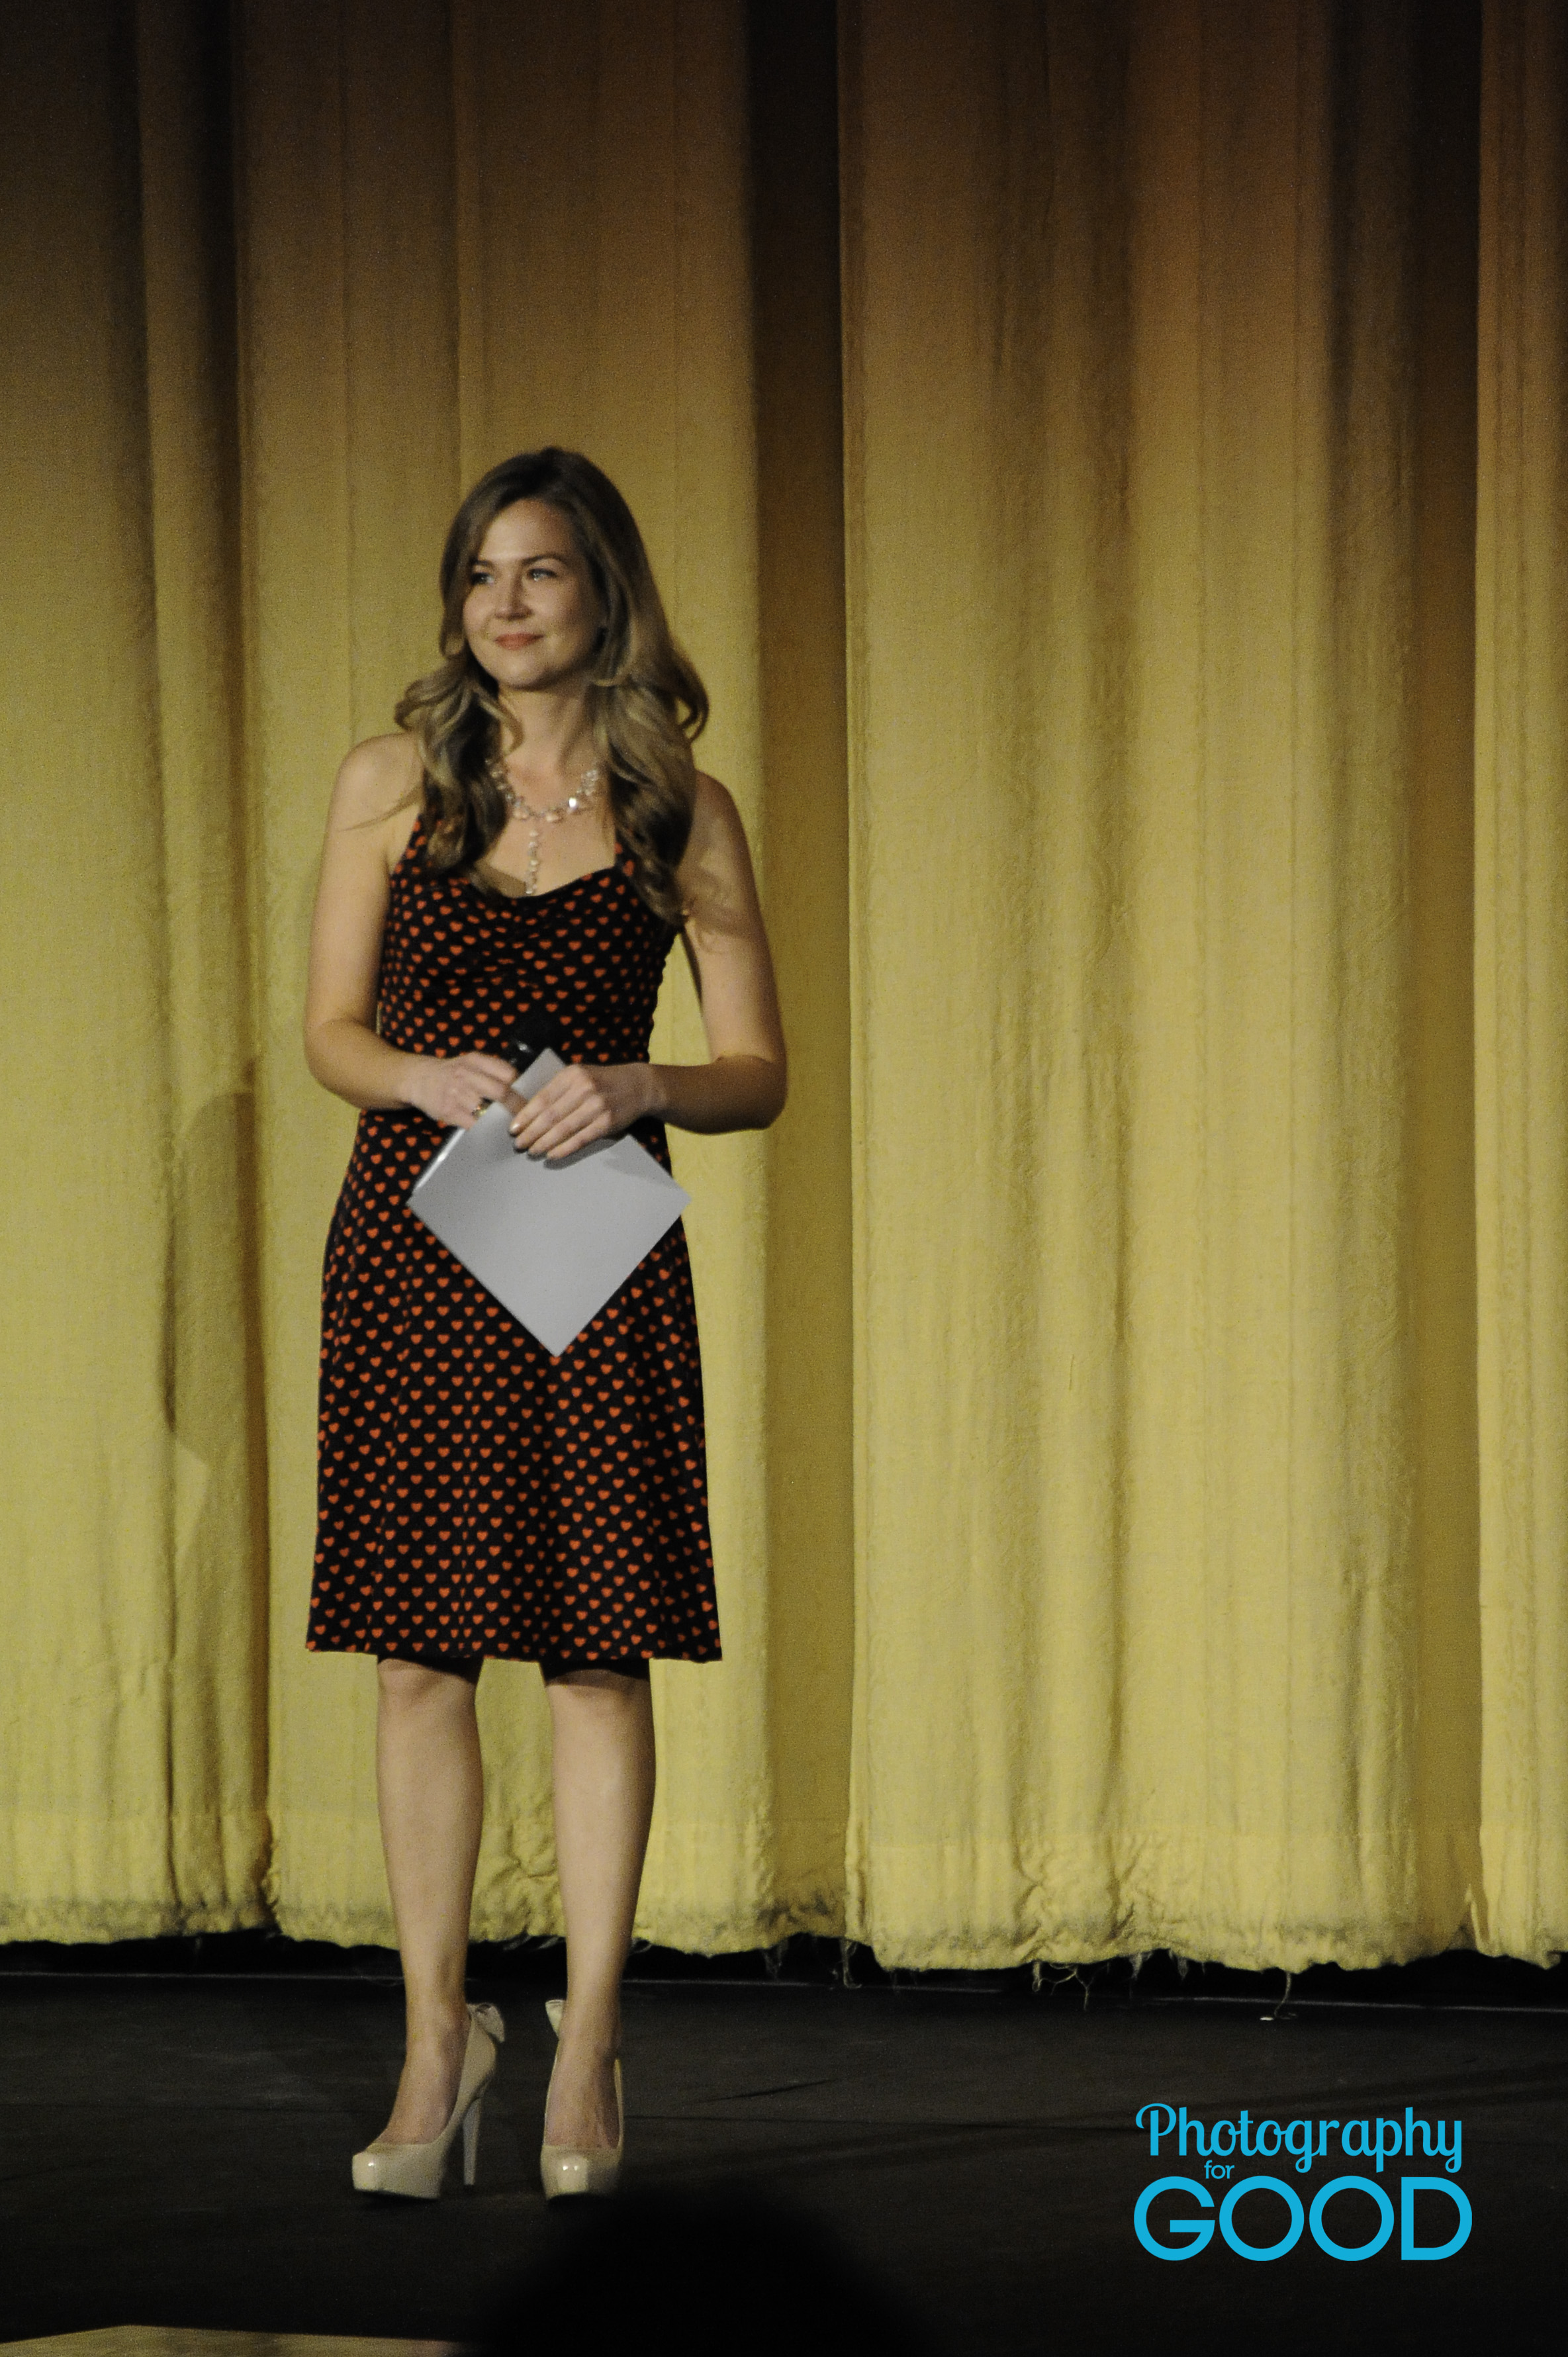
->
[394,448,708,924]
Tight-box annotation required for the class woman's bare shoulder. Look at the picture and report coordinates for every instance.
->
[686,768,747,854]
[680,770,762,939]
[332,731,422,817]
[327,731,424,867]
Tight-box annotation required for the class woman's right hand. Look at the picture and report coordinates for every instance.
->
[400,1051,519,1130]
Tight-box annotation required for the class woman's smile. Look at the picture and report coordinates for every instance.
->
[461,498,605,694]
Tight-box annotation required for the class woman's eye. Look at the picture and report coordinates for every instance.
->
[528,567,557,580]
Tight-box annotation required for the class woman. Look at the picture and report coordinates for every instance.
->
[302,447,786,2201]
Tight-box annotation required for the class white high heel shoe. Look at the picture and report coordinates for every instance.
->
[352,2000,506,2199]
[539,1996,623,2199]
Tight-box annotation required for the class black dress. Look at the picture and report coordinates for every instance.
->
[306,820,721,1667]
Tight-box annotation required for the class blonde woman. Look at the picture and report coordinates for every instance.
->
[303,449,785,2199]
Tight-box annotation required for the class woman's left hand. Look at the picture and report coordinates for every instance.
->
[509,1062,655,1160]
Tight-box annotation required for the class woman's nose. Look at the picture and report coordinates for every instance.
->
[492,564,529,614]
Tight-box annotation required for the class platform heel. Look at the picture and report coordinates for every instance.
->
[352,1999,506,2199]
[539,1998,623,2199]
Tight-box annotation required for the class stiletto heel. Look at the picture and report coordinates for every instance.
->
[461,2092,484,2186]
[352,2000,505,2199]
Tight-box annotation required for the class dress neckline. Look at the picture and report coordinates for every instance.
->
[394,813,628,903]
[469,854,620,903]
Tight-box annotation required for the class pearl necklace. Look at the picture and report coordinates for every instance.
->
[498,764,604,896]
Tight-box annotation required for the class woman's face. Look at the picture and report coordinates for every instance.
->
[462,499,604,696]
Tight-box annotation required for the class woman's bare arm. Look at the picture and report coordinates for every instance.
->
[510,772,787,1159]
[304,735,517,1126]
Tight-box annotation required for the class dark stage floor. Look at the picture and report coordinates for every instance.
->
[1,1949,1565,2354]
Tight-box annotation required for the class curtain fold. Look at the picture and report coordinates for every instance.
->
[839,0,1485,1968]
[0,0,268,1937]
[238,0,853,1950]
[0,0,1564,1971]
[1475,0,1568,1963]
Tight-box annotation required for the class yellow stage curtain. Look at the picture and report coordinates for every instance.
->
[234,0,853,1949]
[0,0,1563,1972]
[1476,0,1568,1960]
[840,0,1484,1969]
[0,0,268,1939]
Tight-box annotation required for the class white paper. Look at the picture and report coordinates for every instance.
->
[407,1050,689,1356]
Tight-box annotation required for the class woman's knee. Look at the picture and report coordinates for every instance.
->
[377,1654,481,1711]
[543,1664,653,1721]
[544,1664,644,1691]
[539,1655,649,1691]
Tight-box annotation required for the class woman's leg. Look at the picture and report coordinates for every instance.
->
[543,1666,656,2148]
[375,1655,485,2143]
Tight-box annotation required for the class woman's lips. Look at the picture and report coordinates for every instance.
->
[494,631,541,648]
